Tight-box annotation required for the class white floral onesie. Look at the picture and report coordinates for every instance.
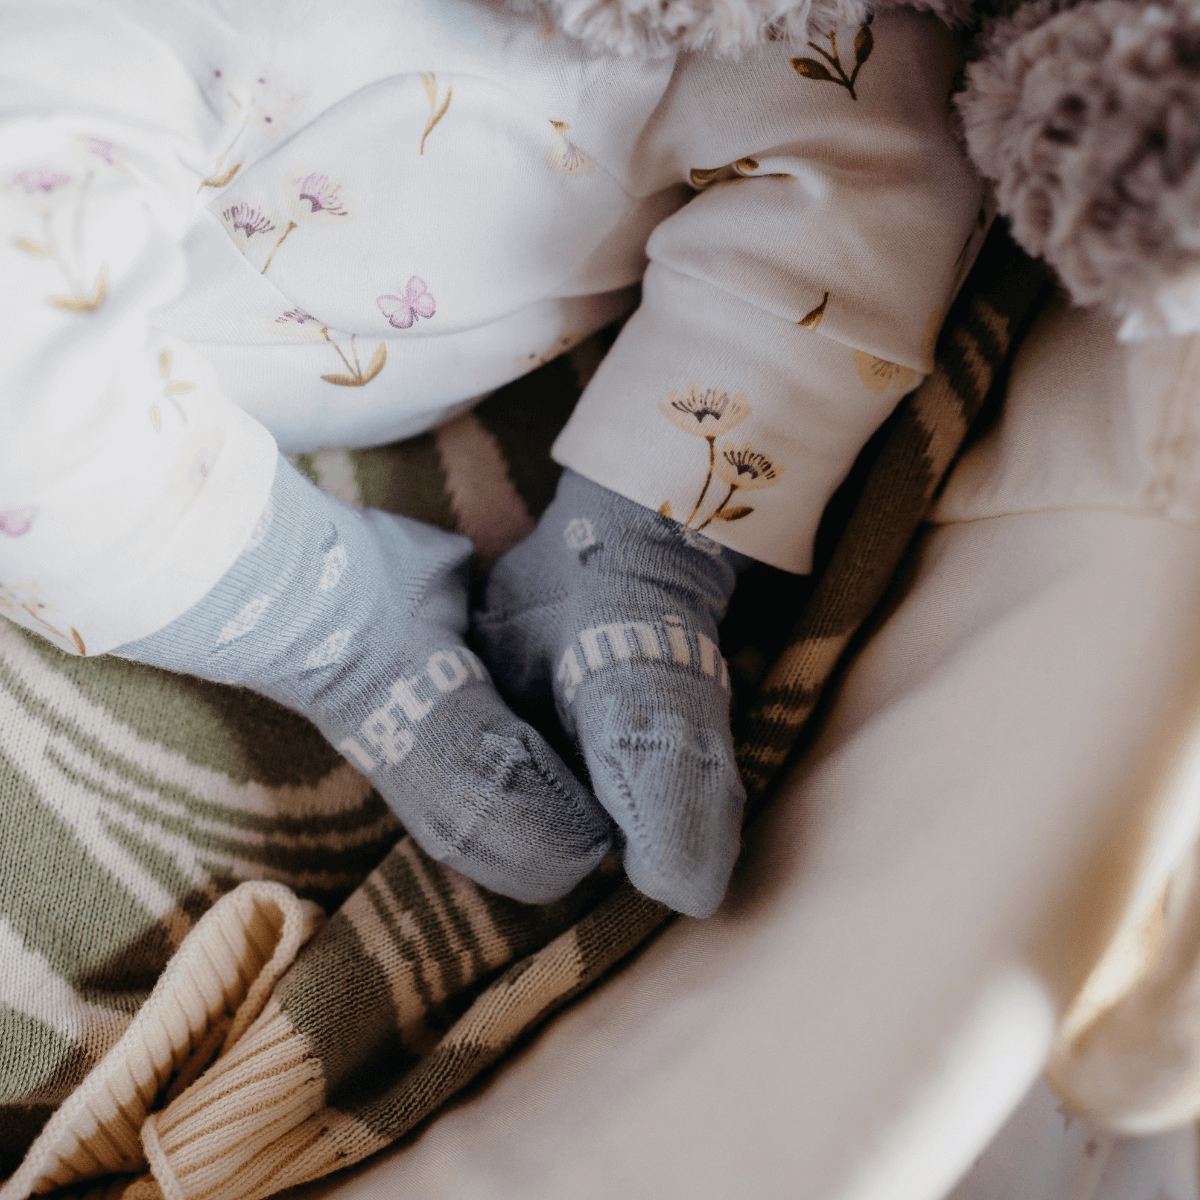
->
[0,0,983,658]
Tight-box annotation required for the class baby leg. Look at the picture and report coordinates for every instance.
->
[116,456,612,903]
[475,469,747,918]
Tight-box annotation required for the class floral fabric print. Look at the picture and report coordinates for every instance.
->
[198,69,305,190]
[0,580,85,655]
[853,350,917,394]
[694,445,785,529]
[0,508,36,537]
[275,308,318,329]
[12,170,72,195]
[289,171,352,223]
[544,122,594,179]
[420,74,452,155]
[149,348,195,431]
[790,25,874,101]
[8,163,108,312]
[657,384,783,529]
[217,169,353,276]
[222,201,277,243]
[658,383,751,440]
[319,334,387,387]
[274,309,388,388]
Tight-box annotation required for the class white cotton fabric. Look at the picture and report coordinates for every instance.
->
[0,0,980,655]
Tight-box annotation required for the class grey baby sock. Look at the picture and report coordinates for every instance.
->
[475,469,747,918]
[116,455,612,903]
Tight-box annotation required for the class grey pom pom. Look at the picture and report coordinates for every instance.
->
[958,0,1200,313]
[512,0,872,57]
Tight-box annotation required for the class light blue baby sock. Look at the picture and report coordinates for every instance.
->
[115,455,612,903]
[475,470,748,918]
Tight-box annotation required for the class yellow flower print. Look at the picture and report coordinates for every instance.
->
[695,444,785,530]
[658,385,753,525]
[544,121,595,179]
[853,350,917,394]
[0,580,85,655]
[198,69,305,190]
[657,385,784,530]
[715,444,784,491]
[8,167,107,313]
[149,348,195,431]
[271,309,387,388]
[319,330,387,387]
[658,384,752,439]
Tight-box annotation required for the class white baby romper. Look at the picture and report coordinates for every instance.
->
[0,0,982,656]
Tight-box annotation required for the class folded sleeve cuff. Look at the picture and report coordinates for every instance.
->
[552,264,924,574]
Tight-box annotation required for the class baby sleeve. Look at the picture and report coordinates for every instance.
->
[551,13,986,574]
[0,1,277,657]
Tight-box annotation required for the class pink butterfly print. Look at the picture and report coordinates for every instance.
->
[0,507,37,537]
[377,277,436,329]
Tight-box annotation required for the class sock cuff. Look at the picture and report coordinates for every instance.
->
[553,468,742,619]
[114,456,475,678]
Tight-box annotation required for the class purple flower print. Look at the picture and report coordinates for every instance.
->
[11,170,71,195]
[85,139,116,165]
[295,173,349,218]
[0,507,36,537]
[377,277,436,329]
[223,201,276,239]
[261,168,353,275]
[544,121,594,179]
[10,167,108,311]
[275,308,317,325]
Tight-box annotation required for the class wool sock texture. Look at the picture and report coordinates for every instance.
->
[116,455,612,903]
[476,469,747,918]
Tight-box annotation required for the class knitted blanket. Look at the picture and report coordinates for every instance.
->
[0,227,1052,1200]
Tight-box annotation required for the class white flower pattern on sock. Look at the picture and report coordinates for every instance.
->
[318,544,347,590]
[216,595,272,645]
[304,628,351,671]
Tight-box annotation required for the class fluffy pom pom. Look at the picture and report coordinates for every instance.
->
[507,0,978,58]
[510,0,872,56]
[959,0,1200,315]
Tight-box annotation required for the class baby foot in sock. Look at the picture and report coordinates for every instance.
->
[475,469,747,918]
[116,457,612,904]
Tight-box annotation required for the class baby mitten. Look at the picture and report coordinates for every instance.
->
[116,456,612,903]
[475,470,747,918]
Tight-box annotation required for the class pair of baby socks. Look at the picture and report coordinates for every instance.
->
[117,459,745,915]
